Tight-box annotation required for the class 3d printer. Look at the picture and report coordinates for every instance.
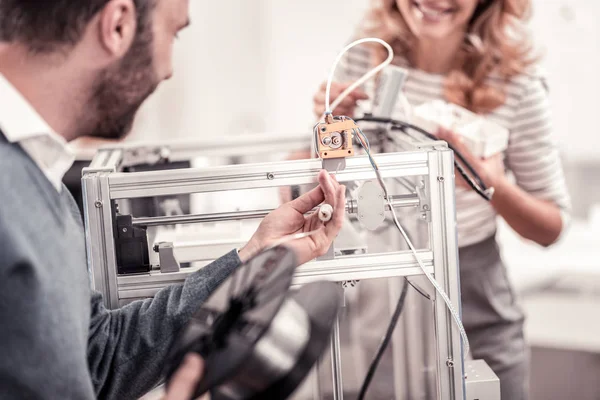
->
[80,38,501,400]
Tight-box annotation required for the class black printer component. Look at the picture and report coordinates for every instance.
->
[114,212,150,275]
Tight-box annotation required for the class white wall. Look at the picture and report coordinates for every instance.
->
[129,0,269,141]
[129,0,371,140]
[261,0,370,132]
[529,0,600,162]
[129,0,370,139]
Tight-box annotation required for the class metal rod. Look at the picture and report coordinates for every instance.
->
[314,358,324,400]
[386,194,420,209]
[388,277,407,400]
[133,209,273,226]
[132,194,420,227]
[330,314,344,400]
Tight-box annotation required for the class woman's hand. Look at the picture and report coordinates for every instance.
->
[436,128,507,191]
[239,170,346,265]
[436,128,563,246]
[313,81,368,118]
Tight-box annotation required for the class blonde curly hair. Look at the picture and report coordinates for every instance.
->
[360,0,536,113]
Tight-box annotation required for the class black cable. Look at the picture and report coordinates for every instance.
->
[355,115,492,202]
[389,123,490,201]
[405,278,431,300]
[392,124,491,202]
[453,157,491,202]
[360,115,489,196]
[385,119,491,201]
[357,278,410,400]
[391,124,484,188]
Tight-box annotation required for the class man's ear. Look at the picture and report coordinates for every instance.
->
[97,0,137,58]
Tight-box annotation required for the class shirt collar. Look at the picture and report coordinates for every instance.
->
[0,74,75,192]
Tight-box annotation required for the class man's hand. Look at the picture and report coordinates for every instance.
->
[437,128,507,191]
[239,170,346,265]
[163,354,205,400]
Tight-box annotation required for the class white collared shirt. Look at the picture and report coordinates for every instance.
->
[0,74,75,192]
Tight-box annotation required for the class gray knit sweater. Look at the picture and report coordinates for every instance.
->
[0,134,241,399]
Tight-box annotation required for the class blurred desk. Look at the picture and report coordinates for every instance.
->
[524,283,600,352]
[499,218,600,293]
[497,217,600,400]
[522,277,600,400]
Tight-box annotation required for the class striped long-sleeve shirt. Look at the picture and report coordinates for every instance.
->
[337,46,571,248]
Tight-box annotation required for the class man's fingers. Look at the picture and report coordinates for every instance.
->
[325,185,346,239]
[317,170,338,204]
[288,185,325,215]
[288,170,342,220]
[165,354,204,400]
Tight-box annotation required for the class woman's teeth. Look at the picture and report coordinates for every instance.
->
[413,2,453,20]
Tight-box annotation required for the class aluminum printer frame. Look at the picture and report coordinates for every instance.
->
[82,141,484,400]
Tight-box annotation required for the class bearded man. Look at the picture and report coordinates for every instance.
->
[0,1,346,398]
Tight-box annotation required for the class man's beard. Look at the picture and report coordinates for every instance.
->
[86,27,158,140]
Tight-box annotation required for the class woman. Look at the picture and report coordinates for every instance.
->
[313,0,571,399]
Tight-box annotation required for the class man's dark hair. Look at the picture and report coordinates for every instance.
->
[0,0,155,53]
